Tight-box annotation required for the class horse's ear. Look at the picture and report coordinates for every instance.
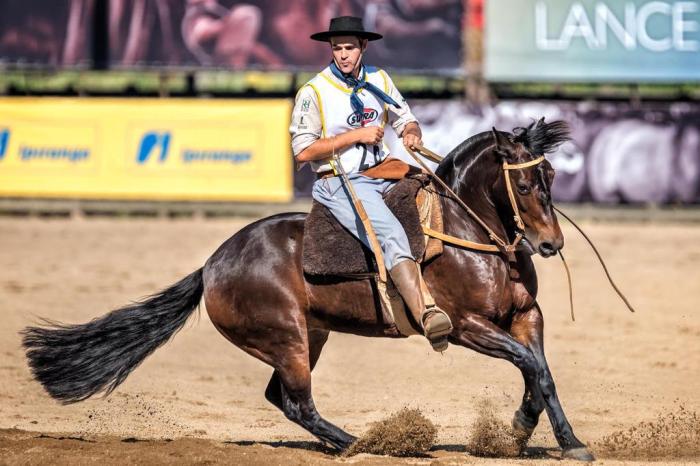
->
[491,127,515,162]
[491,127,513,150]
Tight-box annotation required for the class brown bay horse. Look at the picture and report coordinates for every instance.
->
[22,119,594,461]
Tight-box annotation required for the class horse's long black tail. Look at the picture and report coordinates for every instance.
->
[21,268,204,404]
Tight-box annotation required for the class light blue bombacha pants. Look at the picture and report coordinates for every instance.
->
[312,174,414,270]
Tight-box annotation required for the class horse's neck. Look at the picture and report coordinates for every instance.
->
[438,145,509,243]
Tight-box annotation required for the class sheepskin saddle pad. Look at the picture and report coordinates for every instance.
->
[302,173,443,276]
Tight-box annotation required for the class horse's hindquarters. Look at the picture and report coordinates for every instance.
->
[202,214,309,347]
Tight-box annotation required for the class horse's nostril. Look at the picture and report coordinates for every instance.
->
[539,242,556,256]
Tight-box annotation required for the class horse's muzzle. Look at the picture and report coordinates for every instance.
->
[538,242,558,257]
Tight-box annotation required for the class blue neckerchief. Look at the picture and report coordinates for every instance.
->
[329,61,400,124]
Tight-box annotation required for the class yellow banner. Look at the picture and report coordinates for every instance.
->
[0,98,292,202]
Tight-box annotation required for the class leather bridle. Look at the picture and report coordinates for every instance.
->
[407,144,636,320]
[407,145,545,256]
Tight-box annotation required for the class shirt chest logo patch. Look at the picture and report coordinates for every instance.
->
[347,108,378,127]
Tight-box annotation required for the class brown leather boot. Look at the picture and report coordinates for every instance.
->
[389,259,453,352]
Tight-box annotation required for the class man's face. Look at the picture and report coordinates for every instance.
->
[330,36,366,74]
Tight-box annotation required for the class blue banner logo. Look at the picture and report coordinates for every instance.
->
[136,131,171,163]
[0,129,9,160]
[135,130,253,165]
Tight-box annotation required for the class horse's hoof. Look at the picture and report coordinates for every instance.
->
[511,411,536,449]
[511,430,531,454]
[338,434,358,452]
[511,427,532,453]
[562,446,595,462]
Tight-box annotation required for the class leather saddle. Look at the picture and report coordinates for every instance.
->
[302,171,443,277]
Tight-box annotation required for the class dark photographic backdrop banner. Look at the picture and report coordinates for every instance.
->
[0,0,94,68]
[108,0,464,71]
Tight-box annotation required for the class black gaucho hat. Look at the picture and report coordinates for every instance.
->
[310,16,383,42]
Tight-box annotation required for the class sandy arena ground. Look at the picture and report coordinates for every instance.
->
[0,216,699,465]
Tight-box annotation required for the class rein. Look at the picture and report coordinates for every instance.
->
[407,145,543,255]
[553,206,636,314]
[408,144,636,319]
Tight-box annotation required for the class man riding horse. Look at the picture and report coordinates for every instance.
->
[22,16,597,463]
[289,16,453,351]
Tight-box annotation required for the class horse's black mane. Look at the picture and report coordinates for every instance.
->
[436,132,492,178]
[439,118,571,171]
[449,132,493,162]
[512,118,571,156]
[436,118,571,189]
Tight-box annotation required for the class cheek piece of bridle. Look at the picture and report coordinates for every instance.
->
[406,144,541,255]
[407,145,636,321]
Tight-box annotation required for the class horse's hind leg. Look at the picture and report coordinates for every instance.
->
[207,287,353,449]
[265,328,356,450]
[451,313,594,461]
[264,328,328,409]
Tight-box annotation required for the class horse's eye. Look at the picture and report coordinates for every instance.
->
[517,183,531,195]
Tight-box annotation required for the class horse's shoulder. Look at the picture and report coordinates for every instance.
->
[508,252,538,310]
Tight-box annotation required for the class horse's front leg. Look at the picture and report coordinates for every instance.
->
[510,303,593,460]
[509,304,546,447]
[450,313,594,461]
